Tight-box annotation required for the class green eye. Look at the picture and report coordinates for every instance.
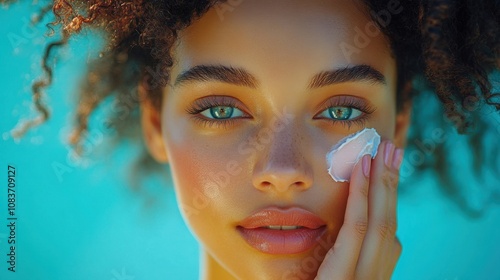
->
[318,106,362,120]
[200,106,244,119]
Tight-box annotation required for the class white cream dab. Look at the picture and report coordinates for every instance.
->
[326,128,381,182]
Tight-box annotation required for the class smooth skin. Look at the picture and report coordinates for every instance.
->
[140,0,410,279]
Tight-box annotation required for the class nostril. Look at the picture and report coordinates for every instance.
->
[294,181,305,188]
[252,166,313,192]
[259,180,306,189]
[261,181,271,187]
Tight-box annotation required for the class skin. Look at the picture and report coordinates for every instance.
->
[141,0,411,279]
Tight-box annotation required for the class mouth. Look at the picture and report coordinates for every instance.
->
[237,206,327,254]
[262,225,304,230]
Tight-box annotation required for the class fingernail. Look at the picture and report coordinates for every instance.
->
[392,148,404,171]
[384,142,394,168]
[362,155,371,177]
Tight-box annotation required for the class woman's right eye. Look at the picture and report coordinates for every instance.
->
[185,96,252,129]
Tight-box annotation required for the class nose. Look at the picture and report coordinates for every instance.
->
[251,124,313,194]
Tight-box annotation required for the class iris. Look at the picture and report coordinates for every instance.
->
[211,106,233,119]
[328,106,353,120]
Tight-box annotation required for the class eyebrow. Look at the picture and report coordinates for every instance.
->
[175,65,258,88]
[308,65,386,88]
[174,64,386,89]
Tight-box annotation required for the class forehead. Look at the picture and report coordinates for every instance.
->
[172,0,395,85]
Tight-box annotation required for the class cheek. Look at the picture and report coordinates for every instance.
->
[163,124,256,221]
[160,93,261,228]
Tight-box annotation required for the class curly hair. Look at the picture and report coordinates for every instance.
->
[5,0,500,214]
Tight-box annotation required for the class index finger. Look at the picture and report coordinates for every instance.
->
[315,154,371,280]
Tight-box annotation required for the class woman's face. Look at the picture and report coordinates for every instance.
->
[144,0,403,278]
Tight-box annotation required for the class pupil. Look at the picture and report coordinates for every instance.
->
[211,106,233,119]
[329,107,351,120]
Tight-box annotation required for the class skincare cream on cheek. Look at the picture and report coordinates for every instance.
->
[326,128,381,182]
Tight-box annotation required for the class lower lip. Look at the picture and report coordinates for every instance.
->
[237,226,327,254]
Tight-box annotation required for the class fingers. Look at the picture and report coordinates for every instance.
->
[315,154,371,280]
[383,236,403,277]
[356,140,404,278]
[316,140,404,280]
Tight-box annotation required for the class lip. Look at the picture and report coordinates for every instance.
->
[237,206,327,254]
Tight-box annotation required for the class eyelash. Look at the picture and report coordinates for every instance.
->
[186,95,376,129]
[185,96,249,129]
[315,96,376,129]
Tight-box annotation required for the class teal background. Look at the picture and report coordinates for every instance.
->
[1,1,499,279]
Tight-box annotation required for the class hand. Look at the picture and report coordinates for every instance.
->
[315,140,404,280]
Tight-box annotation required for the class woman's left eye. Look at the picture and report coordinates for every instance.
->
[317,106,362,120]
[200,106,245,119]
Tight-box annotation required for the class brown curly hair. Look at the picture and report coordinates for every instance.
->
[5,0,500,214]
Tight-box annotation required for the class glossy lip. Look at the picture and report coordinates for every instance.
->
[237,206,327,254]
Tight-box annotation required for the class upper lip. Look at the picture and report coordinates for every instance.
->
[237,206,326,229]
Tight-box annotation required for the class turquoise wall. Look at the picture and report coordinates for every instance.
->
[1,1,499,279]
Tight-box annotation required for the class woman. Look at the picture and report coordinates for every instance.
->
[6,0,500,279]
